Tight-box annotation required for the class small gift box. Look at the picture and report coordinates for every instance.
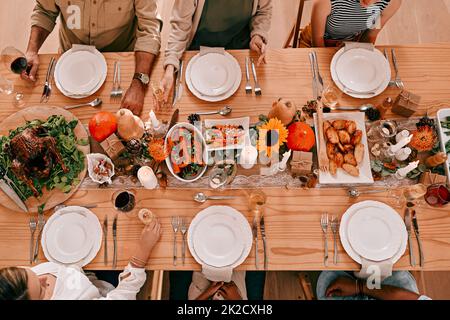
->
[392,90,421,117]
[100,133,126,160]
[419,171,447,185]
[290,151,313,175]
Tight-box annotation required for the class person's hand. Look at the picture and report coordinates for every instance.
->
[217,282,243,300]
[160,65,175,103]
[121,80,145,116]
[132,219,162,264]
[21,51,39,82]
[325,277,358,298]
[196,282,224,300]
[250,35,267,66]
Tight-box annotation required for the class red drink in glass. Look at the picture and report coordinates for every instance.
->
[425,184,450,207]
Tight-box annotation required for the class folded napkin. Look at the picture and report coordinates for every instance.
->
[71,44,97,53]
[200,46,225,56]
[354,257,393,282]
[202,264,233,282]
[189,271,247,300]
[344,41,374,52]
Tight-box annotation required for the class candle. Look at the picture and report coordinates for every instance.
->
[239,145,258,169]
[394,147,412,161]
[395,160,420,179]
[137,166,158,189]
[278,150,292,171]
[149,110,160,129]
[388,134,413,155]
[395,130,410,143]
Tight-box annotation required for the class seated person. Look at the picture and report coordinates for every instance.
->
[22,0,163,115]
[300,0,402,47]
[0,219,161,300]
[317,271,431,300]
[160,0,273,101]
[170,271,265,300]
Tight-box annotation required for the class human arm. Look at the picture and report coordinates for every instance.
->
[195,282,224,300]
[23,0,59,82]
[363,0,402,44]
[310,0,332,47]
[99,219,162,300]
[216,282,243,300]
[249,0,273,66]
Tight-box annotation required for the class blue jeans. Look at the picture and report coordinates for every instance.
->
[316,271,419,300]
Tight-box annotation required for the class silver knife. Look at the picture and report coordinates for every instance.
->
[103,216,108,264]
[404,208,415,267]
[0,180,28,212]
[308,52,318,99]
[411,210,424,267]
[252,218,259,269]
[260,215,267,270]
[112,215,118,269]
[312,51,324,96]
[172,61,184,107]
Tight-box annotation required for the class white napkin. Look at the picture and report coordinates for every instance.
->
[71,44,97,53]
[189,271,247,300]
[200,46,225,56]
[354,257,393,281]
[202,264,233,282]
[344,41,374,52]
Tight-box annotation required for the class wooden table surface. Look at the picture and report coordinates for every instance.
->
[1,44,450,271]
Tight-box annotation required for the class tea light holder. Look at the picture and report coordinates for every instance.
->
[137,166,158,189]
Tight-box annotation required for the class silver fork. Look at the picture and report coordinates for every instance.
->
[320,213,329,267]
[180,217,188,265]
[312,51,324,95]
[391,49,404,89]
[29,217,37,264]
[171,216,180,266]
[116,61,123,99]
[250,58,261,96]
[245,57,252,94]
[330,216,339,265]
[40,57,55,103]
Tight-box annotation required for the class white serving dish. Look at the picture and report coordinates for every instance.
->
[203,117,250,151]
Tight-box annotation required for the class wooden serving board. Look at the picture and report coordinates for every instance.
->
[0,106,90,213]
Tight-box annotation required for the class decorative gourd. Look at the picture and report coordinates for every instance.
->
[287,121,315,152]
[268,98,297,126]
[116,108,145,141]
[88,111,118,142]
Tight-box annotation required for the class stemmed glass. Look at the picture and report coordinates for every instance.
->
[0,46,29,102]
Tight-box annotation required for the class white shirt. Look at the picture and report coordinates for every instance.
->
[31,262,146,300]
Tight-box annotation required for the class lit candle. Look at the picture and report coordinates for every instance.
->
[388,134,413,155]
[239,145,258,169]
[149,110,160,129]
[137,166,158,189]
[395,160,420,179]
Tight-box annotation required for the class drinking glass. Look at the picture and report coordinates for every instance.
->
[424,184,450,207]
[367,120,398,143]
[248,190,267,211]
[112,189,137,217]
[321,84,341,108]
[0,74,14,95]
[1,46,30,75]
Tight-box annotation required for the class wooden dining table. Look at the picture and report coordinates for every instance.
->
[1,44,450,272]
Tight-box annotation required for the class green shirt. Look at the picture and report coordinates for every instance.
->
[190,0,254,50]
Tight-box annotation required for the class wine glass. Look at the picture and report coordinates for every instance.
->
[0,74,14,95]
[112,189,137,218]
[425,184,450,207]
[1,46,28,102]
[321,84,341,108]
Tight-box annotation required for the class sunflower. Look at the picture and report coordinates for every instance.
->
[257,118,289,157]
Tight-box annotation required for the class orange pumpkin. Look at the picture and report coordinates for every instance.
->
[89,112,118,142]
[287,122,315,151]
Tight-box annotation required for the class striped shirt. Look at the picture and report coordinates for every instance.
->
[325,0,391,40]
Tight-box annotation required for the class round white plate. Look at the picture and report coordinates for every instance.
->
[331,47,391,99]
[55,48,107,99]
[190,53,236,97]
[339,201,407,264]
[188,206,252,268]
[347,205,403,261]
[335,48,386,92]
[42,206,102,267]
[45,212,95,264]
[186,52,242,102]
[192,212,246,267]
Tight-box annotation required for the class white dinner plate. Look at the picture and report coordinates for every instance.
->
[340,201,407,264]
[186,52,242,102]
[347,204,403,261]
[45,212,95,264]
[55,47,107,99]
[331,47,391,98]
[190,53,236,97]
[313,112,374,185]
[188,206,252,268]
[42,206,102,267]
[335,48,386,92]
[192,212,246,267]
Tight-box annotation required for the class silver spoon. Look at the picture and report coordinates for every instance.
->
[194,192,236,203]
[196,106,232,116]
[348,187,389,198]
[63,98,102,110]
[328,105,372,112]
